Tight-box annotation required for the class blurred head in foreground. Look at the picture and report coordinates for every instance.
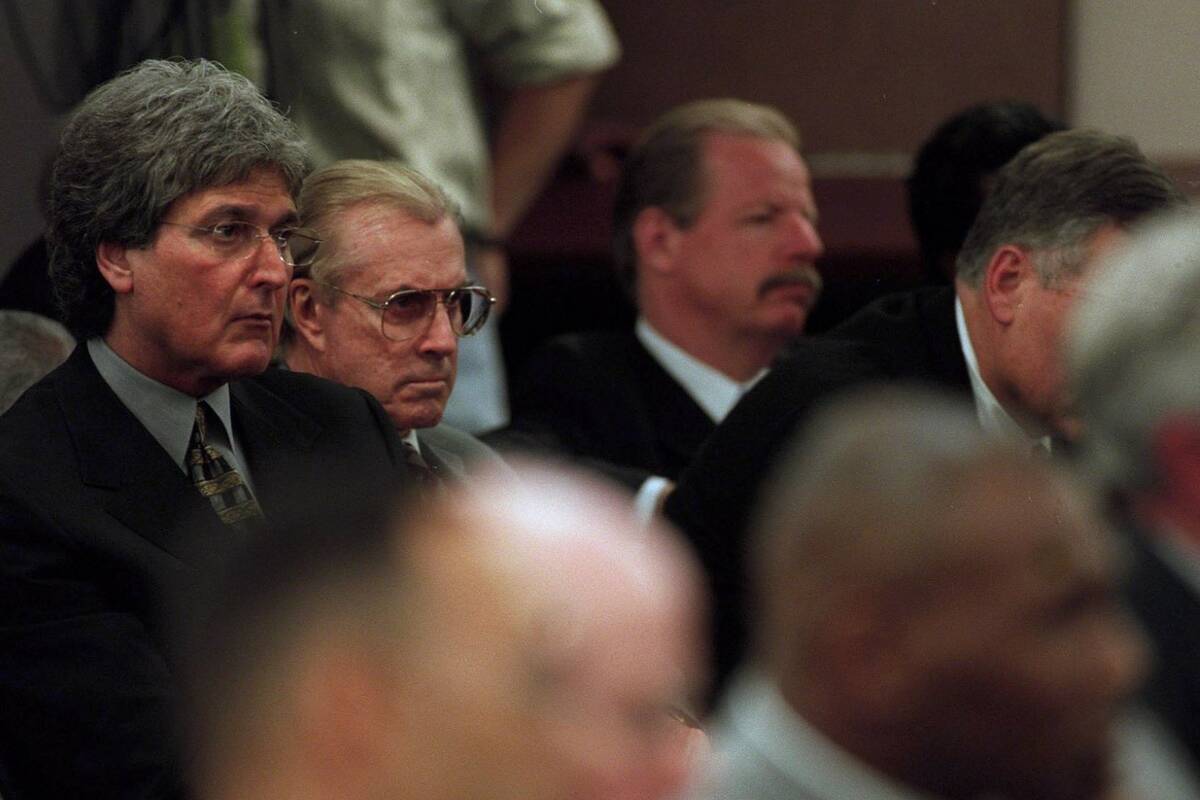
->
[1069,209,1200,535]
[0,310,75,414]
[182,460,707,800]
[705,387,1147,800]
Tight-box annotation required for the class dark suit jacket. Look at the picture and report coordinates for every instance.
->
[489,330,715,489]
[418,423,509,482]
[665,286,971,701]
[0,346,409,799]
[1118,516,1200,777]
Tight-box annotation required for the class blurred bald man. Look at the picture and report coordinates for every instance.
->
[696,389,1147,800]
[181,460,707,800]
[1069,209,1200,790]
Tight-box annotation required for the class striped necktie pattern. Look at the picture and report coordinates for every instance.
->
[187,403,265,529]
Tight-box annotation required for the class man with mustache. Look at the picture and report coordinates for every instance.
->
[666,127,1186,698]
[0,60,410,798]
[494,99,824,503]
[283,160,507,481]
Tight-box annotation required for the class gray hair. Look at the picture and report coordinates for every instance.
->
[279,160,460,347]
[47,58,310,339]
[955,128,1185,287]
[611,98,801,291]
[1069,209,1200,491]
[750,386,1061,679]
[0,311,76,413]
[296,159,458,288]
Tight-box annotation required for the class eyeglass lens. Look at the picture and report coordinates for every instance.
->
[284,232,321,267]
[380,289,489,341]
[201,222,320,267]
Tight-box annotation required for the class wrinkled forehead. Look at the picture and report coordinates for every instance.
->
[326,203,466,284]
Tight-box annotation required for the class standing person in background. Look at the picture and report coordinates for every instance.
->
[258,0,621,432]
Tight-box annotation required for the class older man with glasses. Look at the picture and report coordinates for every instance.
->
[0,60,412,798]
[283,159,508,483]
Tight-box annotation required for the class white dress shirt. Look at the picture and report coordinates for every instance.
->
[632,319,767,518]
[954,298,1052,453]
[713,671,939,800]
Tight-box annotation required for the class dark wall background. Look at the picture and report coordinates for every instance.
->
[1,2,1069,365]
[502,0,1067,366]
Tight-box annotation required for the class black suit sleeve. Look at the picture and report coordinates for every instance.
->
[665,339,886,702]
[487,339,655,490]
[0,493,184,800]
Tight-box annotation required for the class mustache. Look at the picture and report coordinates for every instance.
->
[758,265,823,300]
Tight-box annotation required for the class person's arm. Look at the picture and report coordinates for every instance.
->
[488,73,600,239]
[475,73,600,310]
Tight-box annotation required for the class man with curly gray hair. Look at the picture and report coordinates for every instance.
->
[0,59,410,798]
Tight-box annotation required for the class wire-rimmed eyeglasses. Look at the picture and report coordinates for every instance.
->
[312,281,495,341]
[160,220,322,267]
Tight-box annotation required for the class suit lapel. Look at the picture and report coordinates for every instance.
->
[418,436,465,483]
[56,347,222,560]
[628,338,716,472]
[924,286,972,394]
[229,373,321,518]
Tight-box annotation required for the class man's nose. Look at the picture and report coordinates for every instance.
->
[418,300,459,356]
[249,236,291,288]
[783,211,824,261]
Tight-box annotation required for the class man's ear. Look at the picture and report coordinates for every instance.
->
[288,279,327,352]
[96,242,134,294]
[981,244,1035,326]
[632,207,683,277]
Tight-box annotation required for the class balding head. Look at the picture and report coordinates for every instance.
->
[404,462,707,800]
[1069,209,1200,510]
[750,388,1147,800]
[185,461,705,800]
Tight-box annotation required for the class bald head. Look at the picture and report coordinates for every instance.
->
[404,462,707,800]
[750,388,1147,800]
[1069,209,1200,499]
[186,461,706,800]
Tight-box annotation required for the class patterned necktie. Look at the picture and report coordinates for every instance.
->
[187,403,265,529]
[402,439,440,488]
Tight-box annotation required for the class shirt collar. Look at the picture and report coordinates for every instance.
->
[722,671,939,800]
[954,297,1049,450]
[87,337,235,472]
[635,318,766,423]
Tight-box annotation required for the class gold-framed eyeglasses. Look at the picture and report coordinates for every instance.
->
[161,220,322,267]
[313,281,495,342]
